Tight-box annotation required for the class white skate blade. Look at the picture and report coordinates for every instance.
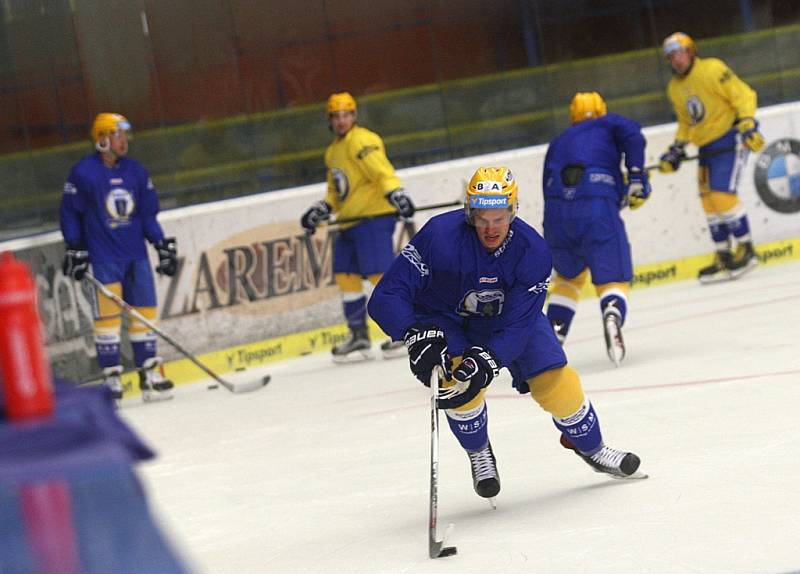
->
[728,258,758,280]
[331,349,374,364]
[381,345,408,360]
[142,389,174,403]
[487,497,497,510]
[612,469,649,480]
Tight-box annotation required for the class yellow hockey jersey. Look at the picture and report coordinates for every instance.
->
[666,57,758,147]
[324,125,400,225]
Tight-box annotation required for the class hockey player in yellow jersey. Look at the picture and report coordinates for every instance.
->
[659,32,763,283]
[301,92,415,362]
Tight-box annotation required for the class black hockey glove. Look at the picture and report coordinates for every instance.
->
[659,141,687,173]
[404,324,452,385]
[62,244,89,281]
[438,345,500,410]
[300,201,332,235]
[154,237,178,277]
[386,188,415,219]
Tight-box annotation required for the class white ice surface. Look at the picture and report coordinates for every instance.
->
[121,261,800,574]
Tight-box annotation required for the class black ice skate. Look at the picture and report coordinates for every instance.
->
[380,338,407,359]
[331,326,373,363]
[139,357,174,402]
[698,250,734,284]
[561,435,647,479]
[727,241,758,279]
[102,365,124,401]
[467,442,501,503]
[602,304,625,367]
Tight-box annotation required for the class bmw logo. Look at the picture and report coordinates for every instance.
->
[754,138,800,213]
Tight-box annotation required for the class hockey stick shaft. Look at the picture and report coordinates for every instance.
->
[326,200,461,227]
[645,146,737,172]
[429,366,456,558]
[84,272,262,393]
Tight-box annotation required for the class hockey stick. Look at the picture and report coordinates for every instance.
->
[429,366,457,559]
[84,272,270,394]
[645,146,738,172]
[325,200,461,228]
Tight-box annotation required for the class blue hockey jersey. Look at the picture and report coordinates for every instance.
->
[60,154,165,263]
[368,210,553,368]
[543,113,646,203]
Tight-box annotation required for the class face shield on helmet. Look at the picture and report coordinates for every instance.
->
[91,113,132,153]
[464,166,519,226]
[570,92,607,124]
[662,32,696,58]
[326,92,357,115]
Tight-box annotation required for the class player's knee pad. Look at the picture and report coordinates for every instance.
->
[366,273,383,286]
[128,306,157,341]
[529,365,585,419]
[335,273,363,294]
[701,190,741,216]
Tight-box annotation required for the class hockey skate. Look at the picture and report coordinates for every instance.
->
[380,338,407,359]
[102,365,124,401]
[331,327,373,363]
[602,308,625,367]
[561,435,647,479]
[139,357,174,402]
[698,250,734,284]
[727,241,758,280]
[467,442,501,503]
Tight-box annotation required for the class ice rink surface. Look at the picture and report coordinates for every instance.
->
[122,261,800,574]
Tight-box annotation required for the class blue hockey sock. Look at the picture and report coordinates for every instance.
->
[552,398,603,455]
[728,212,752,241]
[342,295,367,330]
[95,334,121,369]
[446,401,489,452]
[708,218,731,247]
[131,339,157,368]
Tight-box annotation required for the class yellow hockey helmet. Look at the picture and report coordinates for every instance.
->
[662,32,696,58]
[465,166,519,224]
[326,92,357,115]
[570,92,607,124]
[91,113,131,144]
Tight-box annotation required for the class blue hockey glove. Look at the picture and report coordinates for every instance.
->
[154,237,178,277]
[626,168,651,210]
[386,188,415,219]
[62,244,89,281]
[438,346,500,410]
[737,118,765,152]
[659,141,687,173]
[404,324,452,385]
[300,201,332,235]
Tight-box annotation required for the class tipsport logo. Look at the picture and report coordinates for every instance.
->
[469,195,509,209]
[754,138,800,213]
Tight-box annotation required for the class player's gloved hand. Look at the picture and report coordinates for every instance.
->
[300,201,332,235]
[404,323,452,385]
[438,346,500,410]
[626,168,651,210]
[737,118,765,152]
[154,237,178,276]
[659,141,687,173]
[62,244,89,281]
[386,188,415,219]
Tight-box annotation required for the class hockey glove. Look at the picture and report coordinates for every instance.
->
[659,141,687,173]
[737,118,765,152]
[386,188,415,219]
[404,324,452,385]
[626,168,651,210]
[62,244,89,281]
[300,201,332,235]
[154,237,178,277]
[438,346,500,410]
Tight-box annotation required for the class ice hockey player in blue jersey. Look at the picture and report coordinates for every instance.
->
[542,92,651,366]
[60,113,178,403]
[369,166,646,501]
